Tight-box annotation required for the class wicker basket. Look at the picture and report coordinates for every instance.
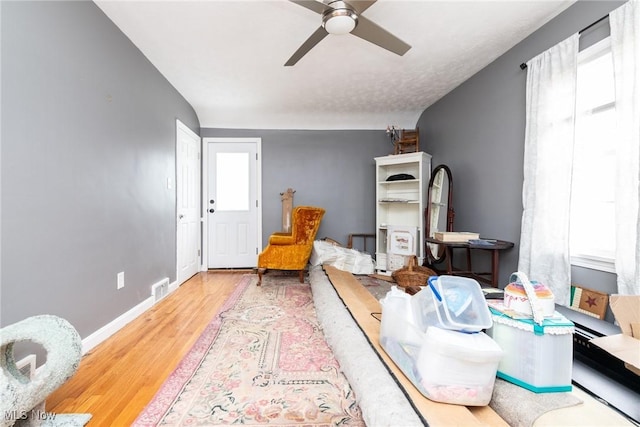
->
[391,256,437,288]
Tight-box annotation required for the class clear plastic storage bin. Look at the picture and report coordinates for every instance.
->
[379,287,504,406]
[416,326,504,406]
[411,275,493,333]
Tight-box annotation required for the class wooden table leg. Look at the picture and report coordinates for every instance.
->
[445,246,454,274]
[490,249,500,287]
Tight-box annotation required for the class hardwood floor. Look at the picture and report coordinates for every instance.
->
[47,271,249,426]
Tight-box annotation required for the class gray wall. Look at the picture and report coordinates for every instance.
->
[1,0,200,339]
[200,129,392,250]
[2,0,624,340]
[417,0,624,321]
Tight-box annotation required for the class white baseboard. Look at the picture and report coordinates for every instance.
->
[82,279,177,355]
[169,280,179,293]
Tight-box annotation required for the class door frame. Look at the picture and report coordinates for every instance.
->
[176,120,202,285]
[201,137,262,271]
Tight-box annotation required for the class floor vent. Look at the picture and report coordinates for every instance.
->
[16,354,36,380]
[151,278,170,303]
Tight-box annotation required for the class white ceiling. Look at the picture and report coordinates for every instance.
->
[95,0,575,130]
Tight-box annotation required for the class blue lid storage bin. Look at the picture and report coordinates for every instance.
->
[411,275,493,333]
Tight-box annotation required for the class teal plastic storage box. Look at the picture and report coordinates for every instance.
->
[487,307,574,393]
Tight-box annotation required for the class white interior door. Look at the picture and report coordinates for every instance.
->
[205,139,261,268]
[176,120,201,284]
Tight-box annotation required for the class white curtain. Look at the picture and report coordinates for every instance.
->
[518,35,579,306]
[610,0,640,296]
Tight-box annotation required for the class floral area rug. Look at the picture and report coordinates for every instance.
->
[356,275,393,302]
[133,274,364,426]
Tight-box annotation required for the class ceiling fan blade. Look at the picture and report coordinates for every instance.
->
[348,0,377,14]
[285,26,329,66]
[289,0,328,15]
[351,15,411,56]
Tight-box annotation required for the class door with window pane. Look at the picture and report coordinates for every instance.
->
[207,142,259,268]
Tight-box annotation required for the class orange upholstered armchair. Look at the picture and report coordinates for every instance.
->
[257,206,325,285]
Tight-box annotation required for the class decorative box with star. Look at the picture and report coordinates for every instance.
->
[570,285,609,320]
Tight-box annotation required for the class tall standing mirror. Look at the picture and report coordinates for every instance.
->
[425,165,454,264]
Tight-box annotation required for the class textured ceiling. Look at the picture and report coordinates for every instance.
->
[95,0,575,130]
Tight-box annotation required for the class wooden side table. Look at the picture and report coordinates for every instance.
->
[425,238,514,287]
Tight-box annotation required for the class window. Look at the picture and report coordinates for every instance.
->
[215,152,250,211]
[570,37,616,272]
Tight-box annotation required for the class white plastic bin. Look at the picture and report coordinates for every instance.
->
[416,327,504,406]
[379,288,504,406]
[379,287,426,377]
[380,286,424,347]
[411,275,493,333]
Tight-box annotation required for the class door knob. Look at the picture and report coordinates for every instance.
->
[210,199,215,204]
[178,214,184,219]
[209,208,215,213]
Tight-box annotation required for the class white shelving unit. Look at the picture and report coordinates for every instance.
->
[375,152,431,273]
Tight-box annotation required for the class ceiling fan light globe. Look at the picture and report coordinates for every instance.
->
[322,10,357,35]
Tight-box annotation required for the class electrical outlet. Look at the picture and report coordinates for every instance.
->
[117,272,125,289]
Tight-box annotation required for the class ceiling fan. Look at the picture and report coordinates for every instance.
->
[285,0,411,66]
